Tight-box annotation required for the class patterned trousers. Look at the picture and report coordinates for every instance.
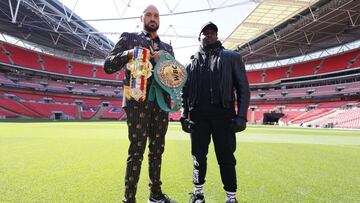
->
[123,101,169,201]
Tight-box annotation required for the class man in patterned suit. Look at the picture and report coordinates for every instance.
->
[104,5,177,203]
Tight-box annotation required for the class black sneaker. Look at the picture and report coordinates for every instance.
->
[189,193,205,203]
[148,193,177,203]
[225,198,238,203]
[122,198,136,203]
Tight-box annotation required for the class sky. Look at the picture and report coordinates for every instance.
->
[60,0,258,64]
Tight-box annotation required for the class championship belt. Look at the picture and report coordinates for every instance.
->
[149,50,187,112]
[124,47,152,101]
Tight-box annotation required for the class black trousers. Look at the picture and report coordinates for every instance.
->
[190,117,237,192]
[123,101,168,200]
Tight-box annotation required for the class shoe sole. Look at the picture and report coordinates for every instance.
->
[148,200,164,203]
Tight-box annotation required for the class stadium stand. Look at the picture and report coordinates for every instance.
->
[0,44,11,64]
[318,50,359,73]
[263,66,288,83]
[249,99,360,128]
[246,70,262,84]
[248,49,360,84]
[0,34,359,126]
[2,43,41,69]
[2,47,359,126]
[307,107,360,128]
[0,109,18,118]
[94,65,118,80]
[20,101,78,118]
[289,108,335,124]
[288,60,320,77]
[0,42,125,81]
[0,96,42,118]
[70,61,94,78]
[0,0,359,130]
[351,55,360,68]
[99,107,126,119]
[41,54,69,74]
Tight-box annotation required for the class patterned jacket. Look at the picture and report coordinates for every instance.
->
[104,31,174,107]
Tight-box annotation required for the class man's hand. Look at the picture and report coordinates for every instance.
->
[180,117,196,134]
[127,49,134,60]
[231,116,247,133]
[151,51,161,62]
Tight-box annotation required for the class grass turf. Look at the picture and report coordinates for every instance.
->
[0,122,359,202]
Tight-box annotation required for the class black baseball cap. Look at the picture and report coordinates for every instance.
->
[199,21,218,36]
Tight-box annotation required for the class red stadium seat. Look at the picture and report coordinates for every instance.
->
[290,60,320,77]
[3,43,41,69]
[41,54,69,74]
[21,101,77,118]
[0,44,11,64]
[318,50,359,74]
[95,65,117,80]
[0,97,42,118]
[264,66,288,82]
[70,61,94,78]
[246,70,262,83]
[0,109,18,118]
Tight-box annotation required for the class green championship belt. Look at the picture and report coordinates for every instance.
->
[149,50,187,112]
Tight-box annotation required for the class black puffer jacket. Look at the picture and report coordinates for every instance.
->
[181,42,250,119]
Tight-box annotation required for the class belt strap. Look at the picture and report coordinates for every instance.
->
[148,51,186,112]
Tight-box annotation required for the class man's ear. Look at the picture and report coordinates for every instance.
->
[140,15,143,22]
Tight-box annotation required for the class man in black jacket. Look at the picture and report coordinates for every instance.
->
[104,5,176,203]
[180,22,250,203]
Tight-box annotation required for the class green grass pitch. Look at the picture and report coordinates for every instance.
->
[1,122,360,202]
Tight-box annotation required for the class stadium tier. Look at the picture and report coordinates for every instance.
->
[70,61,94,78]
[290,60,322,77]
[0,44,11,64]
[99,107,126,119]
[0,109,17,118]
[20,101,78,118]
[41,54,69,74]
[0,88,123,120]
[318,50,359,74]
[249,100,360,128]
[246,49,360,84]
[2,41,359,84]
[0,96,42,118]
[263,66,289,83]
[2,43,42,70]
[251,81,360,100]
[0,42,359,128]
[0,42,125,81]
[351,53,360,67]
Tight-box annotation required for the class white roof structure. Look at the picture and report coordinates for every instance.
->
[223,0,320,50]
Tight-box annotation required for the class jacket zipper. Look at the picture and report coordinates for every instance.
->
[208,51,214,104]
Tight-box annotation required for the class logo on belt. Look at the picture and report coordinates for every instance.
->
[149,51,187,112]
[156,59,186,88]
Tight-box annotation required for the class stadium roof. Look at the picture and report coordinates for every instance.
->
[223,0,320,50]
[0,0,113,59]
[228,0,360,64]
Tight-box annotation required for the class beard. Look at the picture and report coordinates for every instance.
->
[201,39,214,48]
[144,22,159,32]
[201,38,218,50]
